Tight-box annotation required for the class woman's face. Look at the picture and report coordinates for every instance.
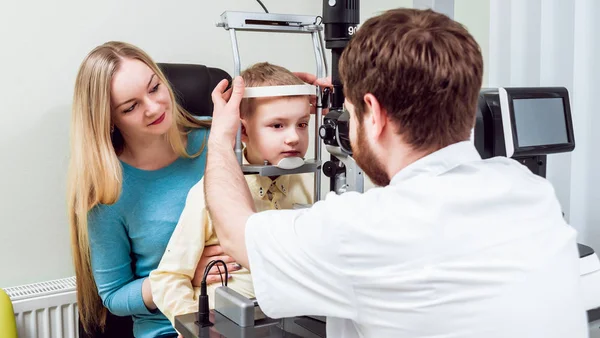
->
[110,58,173,141]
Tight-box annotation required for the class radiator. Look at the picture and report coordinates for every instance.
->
[3,276,78,338]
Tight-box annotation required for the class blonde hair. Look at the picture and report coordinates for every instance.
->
[240,62,306,118]
[67,41,210,334]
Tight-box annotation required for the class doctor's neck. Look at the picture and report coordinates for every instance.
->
[381,133,435,180]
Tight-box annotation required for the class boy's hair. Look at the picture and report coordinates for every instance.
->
[240,62,306,118]
[339,8,483,152]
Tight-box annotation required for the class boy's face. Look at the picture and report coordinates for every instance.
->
[242,96,311,166]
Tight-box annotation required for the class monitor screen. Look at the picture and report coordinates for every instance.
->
[498,87,575,157]
[512,98,569,148]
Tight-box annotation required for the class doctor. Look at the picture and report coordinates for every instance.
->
[204,8,587,338]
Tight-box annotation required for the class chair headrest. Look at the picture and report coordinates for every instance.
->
[157,63,231,117]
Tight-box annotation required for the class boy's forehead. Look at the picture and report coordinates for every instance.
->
[252,96,311,118]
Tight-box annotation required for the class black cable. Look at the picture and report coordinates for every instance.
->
[216,264,224,287]
[197,259,229,328]
[256,0,269,13]
[202,259,229,286]
[314,15,323,25]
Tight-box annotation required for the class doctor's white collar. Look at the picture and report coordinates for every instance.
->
[390,141,482,185]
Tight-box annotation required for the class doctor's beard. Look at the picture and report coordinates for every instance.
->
[352,123,390,187]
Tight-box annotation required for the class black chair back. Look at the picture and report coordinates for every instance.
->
[158,63,231,117]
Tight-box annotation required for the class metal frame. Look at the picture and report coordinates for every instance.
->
[326,146,364,194]
[217,11,328,201]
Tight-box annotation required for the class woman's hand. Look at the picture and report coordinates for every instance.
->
[192,245,241,286]
[294,72,333,115]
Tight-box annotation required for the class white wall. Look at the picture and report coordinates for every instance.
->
[0,1,411,288]
[570,0,600,249]
[454,0,490,87]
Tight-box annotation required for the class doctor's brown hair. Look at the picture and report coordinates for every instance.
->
[339,8,483,151]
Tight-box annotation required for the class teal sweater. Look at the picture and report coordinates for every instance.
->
[88,127,209,338]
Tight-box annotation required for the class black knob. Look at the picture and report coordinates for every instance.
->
[323,161,338,178]
[319,123,335,141]
[322,87,331,108]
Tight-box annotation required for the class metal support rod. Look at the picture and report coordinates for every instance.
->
[317,29,329,81]
[311,31,326,202]
[229,29,243,165]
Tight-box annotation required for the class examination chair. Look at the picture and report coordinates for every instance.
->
[78,63,231,338]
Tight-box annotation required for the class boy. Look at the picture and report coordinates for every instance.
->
[149,62,314,326]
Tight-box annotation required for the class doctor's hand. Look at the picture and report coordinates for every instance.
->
[294,72,332,115]
[209,76,245,148]
[294,72,332,88]
[192,245,241,286]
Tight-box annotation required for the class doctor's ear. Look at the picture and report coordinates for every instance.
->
[363,93,386,138]
[241,119,249,144]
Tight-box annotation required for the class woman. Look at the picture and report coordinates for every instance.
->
[67,41,238,338]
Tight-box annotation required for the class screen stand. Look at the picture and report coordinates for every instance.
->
[513,155,547,178]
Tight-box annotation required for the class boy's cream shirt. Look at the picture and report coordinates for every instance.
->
[149,156,314,325]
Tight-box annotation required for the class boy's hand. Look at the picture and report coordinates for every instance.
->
[209,76,245,148]
[192,245,241,286]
